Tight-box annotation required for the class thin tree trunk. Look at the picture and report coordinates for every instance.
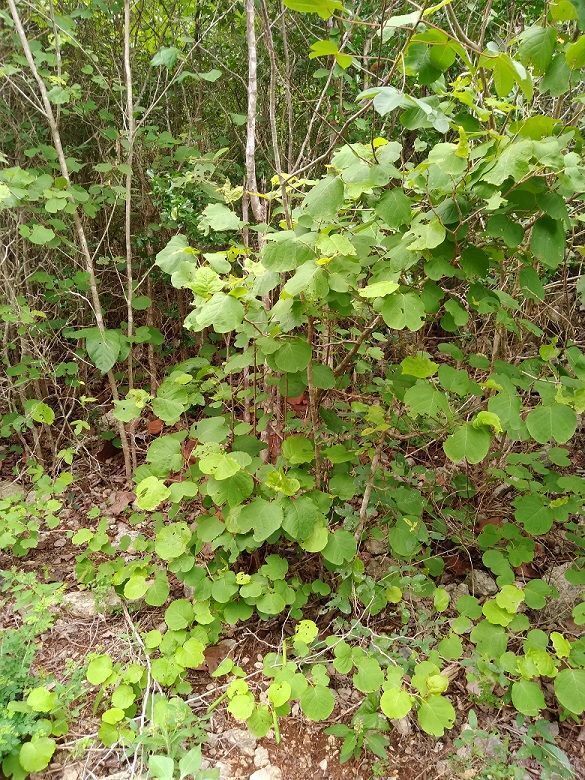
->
[7,0,132,480]
[124,0,137,469]
[244,0,265,226]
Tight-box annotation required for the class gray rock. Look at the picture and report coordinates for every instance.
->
[253,746,270,768]
[392,716,412,737]
[62,589,121,619]
[224,727,257,757]
[446,581,470,603]
[214,761,235,780]
[365,537,387,556]
[542,563,584,624]
[0,480,24,500]
[467,570,498,597]
[249,767,282,780]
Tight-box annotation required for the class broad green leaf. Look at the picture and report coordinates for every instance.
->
[25,224,55,245]
[284,0,343,18]
[511,680,546,716]
[156,235,194,274]
[380,292,425,330]
[136,476,171,510]
[26,686,57,713]
[526,404,577,444]
[303,176,344,219]
[375,188,412,229]
[198,203,242,234]
[554,668,585,715]
[416,695,455,736]
[274,338,312,373]
[300,685,335,720]
[155,522,192,560]
[530,217,565,268]
[282,435,314,464]
[164,598,194,630]
[443,423,490,464]
[401,353,438,378]
[358,280,399,298]
[322,529,357,565]
[353,657,384,693]
[85,329,122,373]
[517,26,556,74]
[150,46,180,68]
[19,738,56,773]
[380,688,413,719]
[86,654,113,685]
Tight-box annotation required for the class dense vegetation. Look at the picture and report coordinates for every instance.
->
[1,0,584,777]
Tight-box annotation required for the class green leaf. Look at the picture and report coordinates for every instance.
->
[24,400,55,425]
[376,188,412,229]
[26,224,56,245]
[195,416,229,444]
[86,654,113,685]
[417,695,455,736]
[151,46,180,69]
[26,686,57,713]
[175,638,205,669]
[136,476,171,511]
[566,35,585,68]
[19,737,56,773]
[380,292,425,331]
[353,657,384,693]
[148,755,175,780]
[274,338,312,373]
[530,217,565,268]
[380,688,413,719]
[303,176,344,219]
[526,404,577,444]
[191,293,244,334]
[433,588,450,612]
[322,530,357,565]
[198,203,242,234]
[554,668,585,715]
[300,685,335,720]
[253,499,284,543]
[401,353,438,378]
[443,423,490,464]
[495,585,525,613]
[407,218,446,251]
[155,522,192,560]
[85,329,122,373]
[282,435,314,464]
[164,598,194,630]
[179,747,202,779]
[517,26,556,74]
[404,380,450,418]
[284,0,343,18]
[514,494,555,535]
[511,680,546,716]
[268,680,292,707]
[155,235,194,274]
[294,619,319,644]
[358,280,399,299]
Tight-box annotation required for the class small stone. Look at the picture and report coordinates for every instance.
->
[392,717,412,737]
[214,761,234,780]
[60,767,81,780]
[62,589,121,619]
[0,480,24,499]
[224,727,257,757]
[253,746,269,768]
[445,581,470,602]
[542,563,584,625]
[365,537,387,556]
[249,767,282,780]
[319,759,328,771]
[467,570,498,597]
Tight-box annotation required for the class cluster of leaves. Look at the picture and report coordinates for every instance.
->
[0,574,83,779]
